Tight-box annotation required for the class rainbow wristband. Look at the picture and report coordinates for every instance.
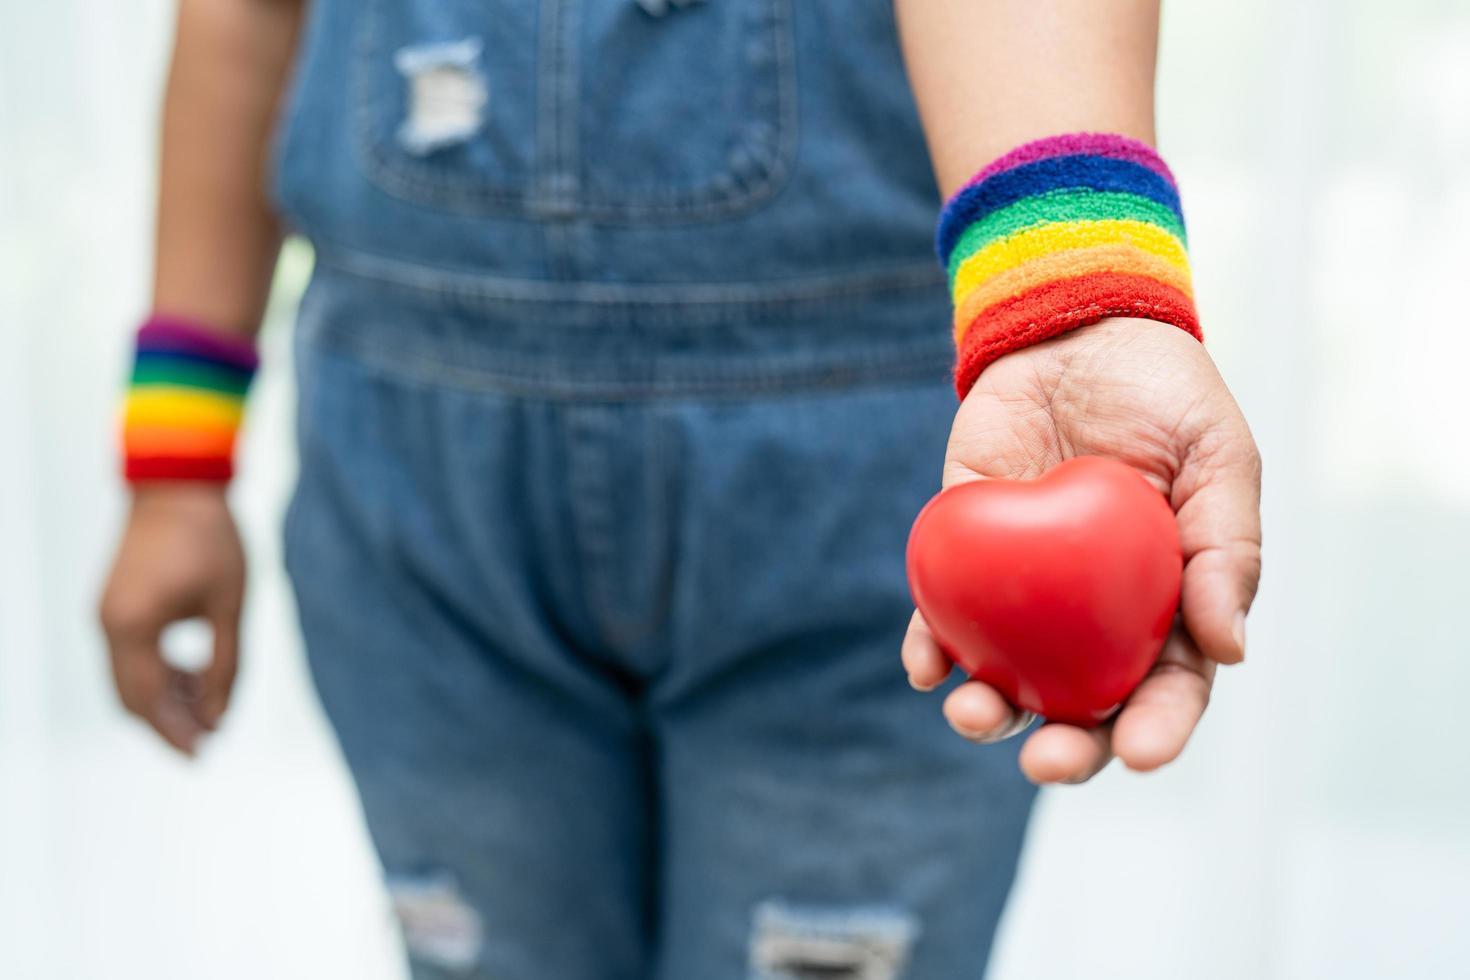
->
[122,315,258,483]
[937,133,1202,398]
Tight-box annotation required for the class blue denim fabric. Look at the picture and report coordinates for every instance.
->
[276,2,1037,977]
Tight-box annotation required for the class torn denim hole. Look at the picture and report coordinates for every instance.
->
[387,870,484,973]
[635,0,707,17]
[393,38,488,155]
[749,900,920,980]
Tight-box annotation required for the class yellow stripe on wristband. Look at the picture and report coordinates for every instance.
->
[951,218,1191,310]
[123,387,245,430]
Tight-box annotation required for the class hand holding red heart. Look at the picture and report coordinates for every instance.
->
[901,317,1261,784]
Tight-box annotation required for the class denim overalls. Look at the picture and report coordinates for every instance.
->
[275,1,1037,977]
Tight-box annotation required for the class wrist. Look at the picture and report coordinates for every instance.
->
[129,481,230,502]
[129,481,232,521]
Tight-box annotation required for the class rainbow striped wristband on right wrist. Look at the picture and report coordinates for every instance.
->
[121,314,258,483]
[937,133,1203,398]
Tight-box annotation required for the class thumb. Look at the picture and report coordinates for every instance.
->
[942,378,1066,487]
[1173,426,1263,665]
[194,607,241,730]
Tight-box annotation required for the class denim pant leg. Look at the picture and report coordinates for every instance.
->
[284,307,654,980]
[650,381,1039,980]
[283,266,1037,980]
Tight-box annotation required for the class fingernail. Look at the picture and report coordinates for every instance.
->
[948,718,991,741]
[171,673,204,704]
[909,675,938,692]
[999,711,1040,740]
[949,712,1034,744]
[1232,611,1247,659]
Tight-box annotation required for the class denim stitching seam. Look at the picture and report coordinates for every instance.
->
[313,245,946,310]
[299,327,952,401]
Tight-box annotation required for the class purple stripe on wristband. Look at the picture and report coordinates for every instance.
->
[967,133,1178,190]
[138,314,260,372]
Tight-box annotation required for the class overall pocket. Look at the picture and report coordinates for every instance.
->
[352,0,796,222]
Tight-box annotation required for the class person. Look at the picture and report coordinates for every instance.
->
[99,1,1262,977]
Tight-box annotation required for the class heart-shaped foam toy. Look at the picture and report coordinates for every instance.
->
[906,456,1181,726]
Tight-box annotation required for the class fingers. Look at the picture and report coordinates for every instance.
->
[906,613,1037,744]
[943,681,1035,743]
[1019,722,1113,784]
[105,632,207,756]
[1111,627,1216,772]
[905,612,1036,744]
[901,610,954,691]
[151,678,210,756]
[1175,429,1263,665]
[1015,628,1216,783]
[100,597,214,755]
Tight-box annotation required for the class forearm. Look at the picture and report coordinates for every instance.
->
[152,0,303,336]
[895,0,1160,197]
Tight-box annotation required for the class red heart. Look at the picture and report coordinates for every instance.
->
[906,456,1181,726]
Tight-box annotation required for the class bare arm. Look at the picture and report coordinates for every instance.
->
[153,0,302,333]
[895,2,1263,784]
[100,0,304,755]
[896,0,1160,197]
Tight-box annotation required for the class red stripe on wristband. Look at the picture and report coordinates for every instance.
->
[123,455,236,483]
[954,272,1202,398]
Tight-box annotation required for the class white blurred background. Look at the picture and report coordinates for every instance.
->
[2,2,1468,977]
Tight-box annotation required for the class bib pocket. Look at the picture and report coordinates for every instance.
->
[352,0,796,222]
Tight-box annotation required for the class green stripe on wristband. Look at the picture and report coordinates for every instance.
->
[130,359,253,397]
[947,189,1189,281]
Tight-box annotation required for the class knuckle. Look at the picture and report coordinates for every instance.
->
[97,596,123,632]
[99,594,150,636]
[115,687,147,716]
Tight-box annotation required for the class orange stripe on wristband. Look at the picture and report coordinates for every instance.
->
[122,423,239,460]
